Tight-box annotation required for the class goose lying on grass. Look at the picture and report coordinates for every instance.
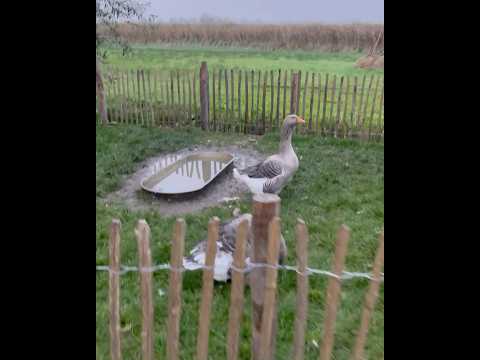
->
[183,208,286,282]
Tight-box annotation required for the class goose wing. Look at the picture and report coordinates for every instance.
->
[240,158,285,179]
[262,167,288,194]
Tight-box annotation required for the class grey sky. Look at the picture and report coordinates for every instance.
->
[145,0,384,24]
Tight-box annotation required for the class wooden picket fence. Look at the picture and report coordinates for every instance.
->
[103,194,384,360]
[100,63,384,141]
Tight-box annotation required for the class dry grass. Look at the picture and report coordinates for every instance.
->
[100,23,384,52]
[355,55,384,69]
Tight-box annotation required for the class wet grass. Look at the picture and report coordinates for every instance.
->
[96,124,384,359]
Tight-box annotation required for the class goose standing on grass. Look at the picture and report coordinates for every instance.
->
[183,208,287,282]
[233,114,305,194]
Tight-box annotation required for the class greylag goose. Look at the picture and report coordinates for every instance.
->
[183,208,287,282]
[233,114,305,194]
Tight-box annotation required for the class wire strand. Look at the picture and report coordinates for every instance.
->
[96,263,384,282]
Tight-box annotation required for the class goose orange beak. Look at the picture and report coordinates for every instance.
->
[296,116,305,124]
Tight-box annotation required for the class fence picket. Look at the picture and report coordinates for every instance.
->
[368,76,381,140]
[334,76,344,137]
[196,218,220,360]
[227,220,249,360]
[315,74,321,134]
[356,75,366,128]
[321,74,329,134]
[276,69,281,129]
[342,76,350,137]
[292,219,309,360]
[351,231,384,360]
[319,225,350,360]
[237,70,243,131]
[136,220,154,360]
[301,72,309,119]
[282,70,288,120]
[109,220,122,360]
[225,69,230,132]
[270,70,274,130]
[262,71,267,132]
[166,219,186,360]
[328,74,337,131]
[309,73,315,132]
[243,70,248,133]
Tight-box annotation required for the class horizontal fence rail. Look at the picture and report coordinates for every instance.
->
[98,65,384,141]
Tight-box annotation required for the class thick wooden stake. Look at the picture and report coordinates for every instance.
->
[166,219,186,360]
[199,62,209,130]
[250,193,281,360]
[259,217,282,360]
[282,70,287,120]
[96,57,108,125]
[238,70,243,131]
[136,220,154,360]
[193,72,198,125]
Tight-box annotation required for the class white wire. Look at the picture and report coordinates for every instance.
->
[96,263,384,282]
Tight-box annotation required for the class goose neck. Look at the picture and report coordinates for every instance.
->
[279,127,294,155]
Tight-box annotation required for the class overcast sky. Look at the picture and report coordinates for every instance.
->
[145,0,384,24]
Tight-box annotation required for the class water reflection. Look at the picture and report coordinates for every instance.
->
[143,154,232,194]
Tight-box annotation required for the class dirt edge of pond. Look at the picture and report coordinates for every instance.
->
[104,144,265,216]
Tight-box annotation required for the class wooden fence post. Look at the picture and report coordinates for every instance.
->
[96,57,108,125]
[196,217,219,360]
[200,62,209,130]
[351,231,384,360]
[250,193,281,360]
[136,220,154,360]
[292,219,309,360]
[109,219,122,360]
[166,219,186,360]
[290,73,299,115]
[259,217,282,360]
[227,219,249,360]
[319,225,350,360]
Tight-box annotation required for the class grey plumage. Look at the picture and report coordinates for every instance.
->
[239,159,284,179]
[233,114,304,194]
[183,209,287,281]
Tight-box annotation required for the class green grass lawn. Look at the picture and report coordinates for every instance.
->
[96,124,384,359]
[102,44,383,77]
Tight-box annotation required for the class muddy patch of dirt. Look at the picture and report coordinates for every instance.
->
[105,144,265,216]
